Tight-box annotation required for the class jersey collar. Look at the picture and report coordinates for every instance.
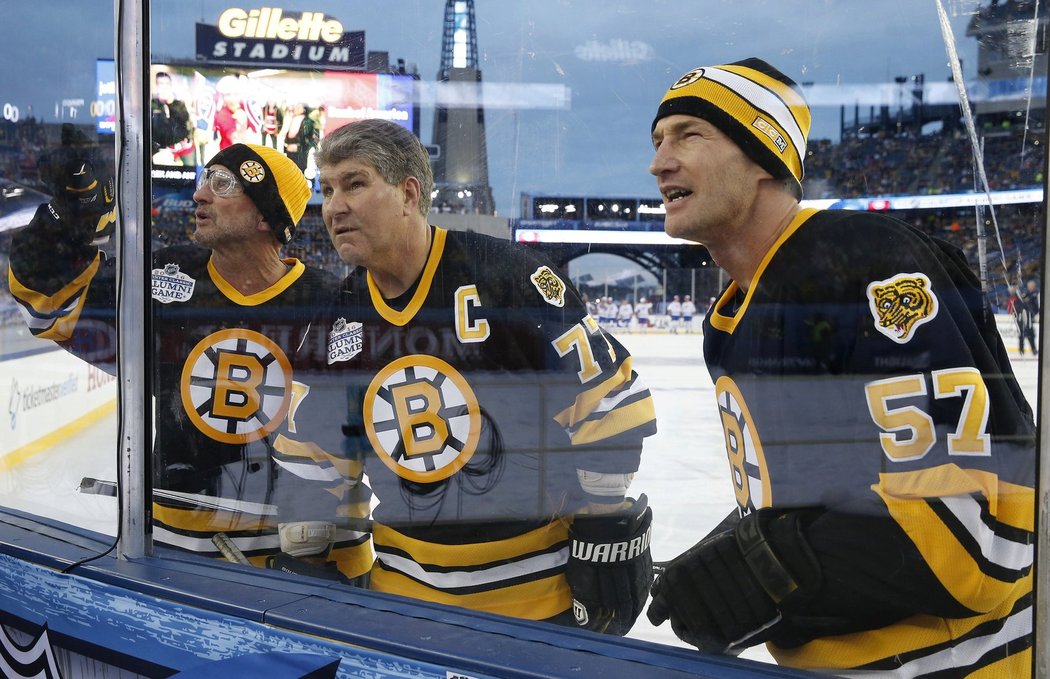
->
[708,207,819,333]
[367,226,447,326]
[208,257,306,306]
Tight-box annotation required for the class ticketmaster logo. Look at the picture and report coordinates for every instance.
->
[8,375,79,430]
[574,39,654,64]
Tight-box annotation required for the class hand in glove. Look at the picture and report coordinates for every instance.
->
[647,507,821,654]
[38,124,116,245]
[566,494,653,635]
[265,552,349,583]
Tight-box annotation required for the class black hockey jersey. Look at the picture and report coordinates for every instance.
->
[282,227,657,620]
[702,208,1034,675]
[8,208,372,578]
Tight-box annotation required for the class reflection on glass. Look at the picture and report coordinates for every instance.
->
[1,2,118,540]
[0,0,1039,674]
[146,0,1044,670]
[274,118,659,633]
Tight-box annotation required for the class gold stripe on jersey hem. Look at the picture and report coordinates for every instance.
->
[769,591,1032,673]
[8,252,101,341]
[330,542,376,580]
[373,518,568,567]
[367,226,448,326]
[152,501,276,533]
[370,567,571,619]
[877,465,1034,531]
[208,256,306,305]
[873,468,1033,611]
[708,207,819,334]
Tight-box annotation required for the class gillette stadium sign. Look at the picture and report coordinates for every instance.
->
[196,7,365,68]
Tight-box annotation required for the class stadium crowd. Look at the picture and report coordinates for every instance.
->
[0,116,1044,319]
[803,125,1044,198]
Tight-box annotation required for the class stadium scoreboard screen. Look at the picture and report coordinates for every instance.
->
[149,63,417,182]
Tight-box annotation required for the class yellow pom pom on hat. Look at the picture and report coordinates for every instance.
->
[652,58,811,199]
[205,143,312,243]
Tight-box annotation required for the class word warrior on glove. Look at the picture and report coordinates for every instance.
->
[566,494,653,635]
[647,507,821,654]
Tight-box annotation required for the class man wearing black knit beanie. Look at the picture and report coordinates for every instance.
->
[646,58,1034,677]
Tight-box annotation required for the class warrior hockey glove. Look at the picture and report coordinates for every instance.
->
[38,126,116,245]
[266,552,349,583]
[647,507,821,654]
[566,494,653,635]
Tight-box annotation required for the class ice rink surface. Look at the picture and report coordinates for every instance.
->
[0,326,1041,667]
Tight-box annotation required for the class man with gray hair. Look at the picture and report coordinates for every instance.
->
[279,119,658,635]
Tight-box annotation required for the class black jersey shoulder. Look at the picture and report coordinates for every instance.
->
[790,209,935,261]
[764,209,976,302]
[443,228,556,271]
[440,229,566,301]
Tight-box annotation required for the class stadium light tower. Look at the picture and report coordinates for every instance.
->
[439,0,478,78]
[431,0,496,215]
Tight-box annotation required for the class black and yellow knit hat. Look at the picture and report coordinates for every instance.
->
[652,58,811,199]
[206,143,311,243]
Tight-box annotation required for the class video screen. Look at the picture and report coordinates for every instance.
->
[95,59,116,135]
[149,63,417,183]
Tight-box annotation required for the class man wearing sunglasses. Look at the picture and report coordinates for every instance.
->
[8,141,372,583]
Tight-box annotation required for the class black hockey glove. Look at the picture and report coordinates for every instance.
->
[266,552,349,583]
[566,494,653,635]
[38,126,116,246]
[647,507,821,654]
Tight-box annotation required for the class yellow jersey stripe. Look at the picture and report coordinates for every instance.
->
[370,567,570,620]
[373,519,568,568]
[874,469,1033,611]
[566,397,658,445]
[772,583,1031,672]
[8,254,101,341]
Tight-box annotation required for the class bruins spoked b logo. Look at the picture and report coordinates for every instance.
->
[714,376,771,514]
[364,355,481,483]
[180,328,292,444]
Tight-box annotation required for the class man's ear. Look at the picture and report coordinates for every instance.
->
[402,176,421,215]
[256,216,283,244]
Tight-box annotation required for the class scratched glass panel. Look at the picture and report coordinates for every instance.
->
[0,2,118,538]
[0,0,1006,674]
[142,1,1046,671]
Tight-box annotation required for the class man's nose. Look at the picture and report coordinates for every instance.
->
[649,143,676,176]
